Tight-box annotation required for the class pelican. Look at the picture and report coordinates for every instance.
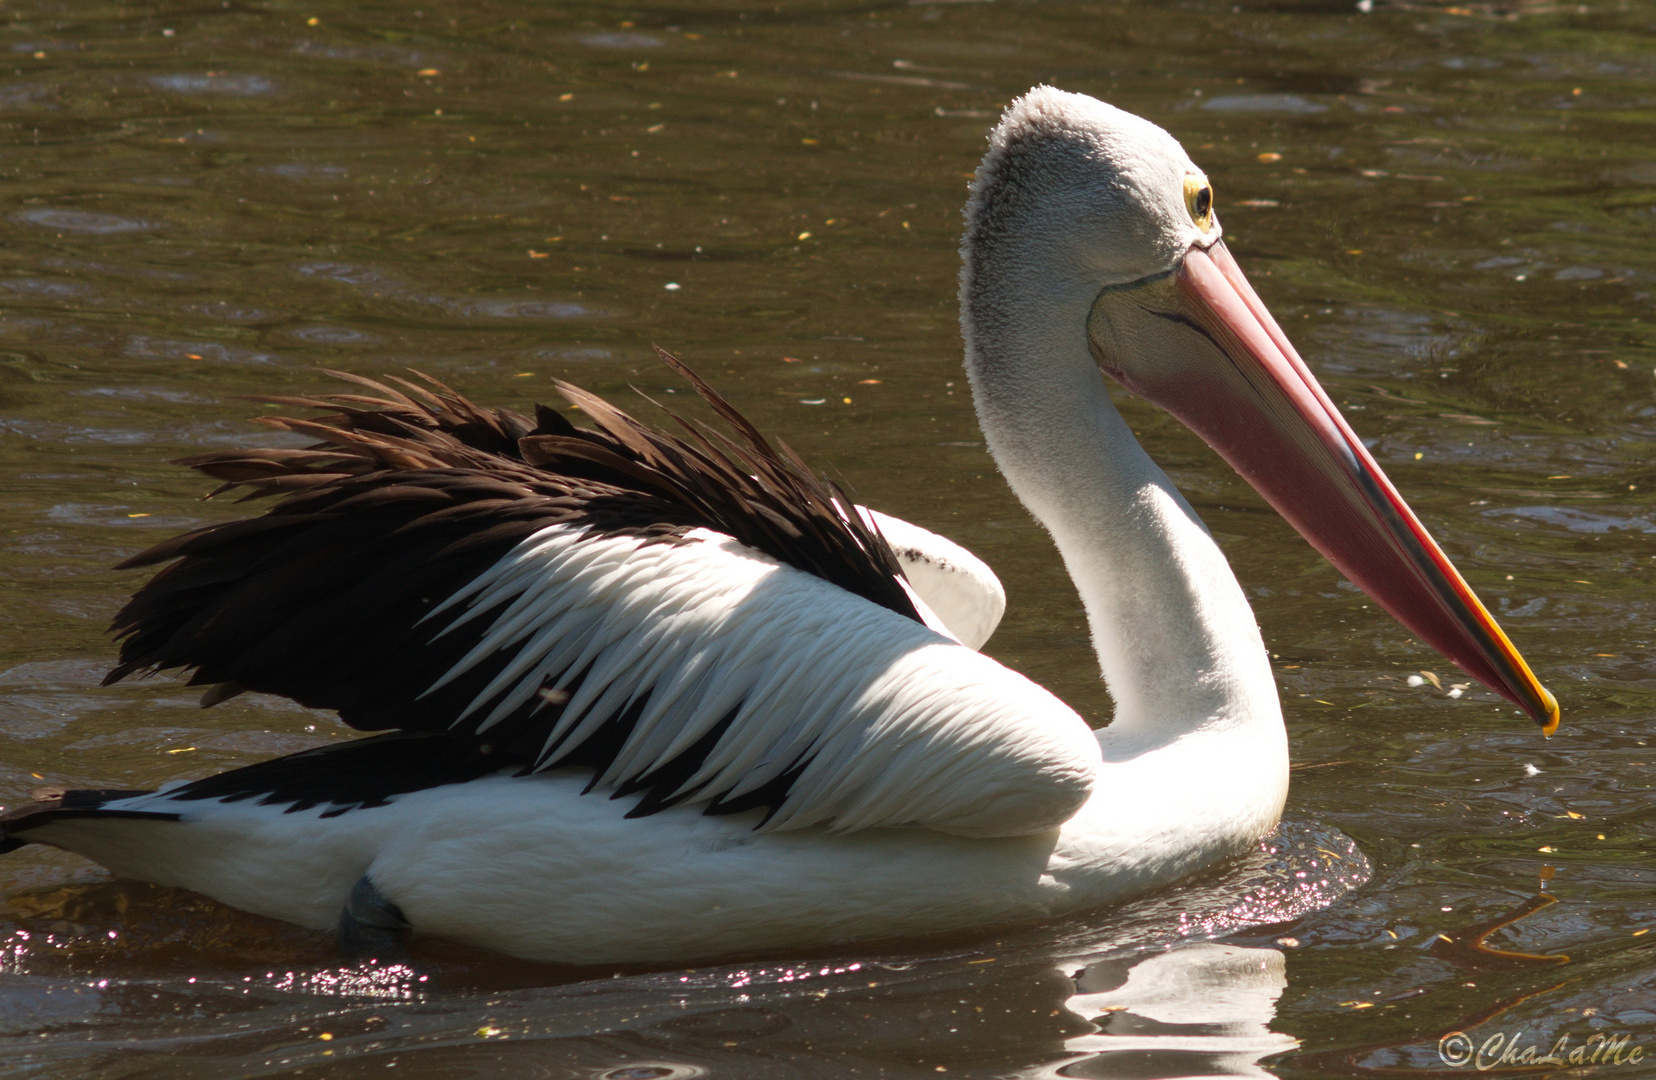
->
[0,87,1556,965]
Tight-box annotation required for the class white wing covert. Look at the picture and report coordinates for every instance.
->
[103,364,1098,838]
[424,524,1098,837]
[858,508,1007,651]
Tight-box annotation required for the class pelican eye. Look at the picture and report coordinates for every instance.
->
[1184,176,1214,232]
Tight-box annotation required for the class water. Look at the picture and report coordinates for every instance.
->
[2,1,1654,1075]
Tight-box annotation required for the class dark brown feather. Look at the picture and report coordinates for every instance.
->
[100,356,918,819]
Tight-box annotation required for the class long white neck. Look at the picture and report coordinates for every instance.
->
[961,253,1281,748]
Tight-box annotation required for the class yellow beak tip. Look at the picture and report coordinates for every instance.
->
[1537,686,1560,738]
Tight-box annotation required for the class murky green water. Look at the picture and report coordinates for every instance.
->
[2,1,1654,1076]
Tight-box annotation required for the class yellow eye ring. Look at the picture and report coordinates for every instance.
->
[1184,175,1214,232]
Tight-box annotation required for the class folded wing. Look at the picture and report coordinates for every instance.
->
[103,363,1098,836]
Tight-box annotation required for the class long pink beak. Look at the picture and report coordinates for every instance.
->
[1087,239,1558,733]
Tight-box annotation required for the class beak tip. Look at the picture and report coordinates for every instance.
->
[1536,685,1560,738]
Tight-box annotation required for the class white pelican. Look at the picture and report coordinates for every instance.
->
[0,87,1556,965]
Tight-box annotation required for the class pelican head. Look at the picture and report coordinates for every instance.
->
[964,88,1217,293]
[962,86,1557,733]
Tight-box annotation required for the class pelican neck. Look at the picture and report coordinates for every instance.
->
[959,267,1282,743]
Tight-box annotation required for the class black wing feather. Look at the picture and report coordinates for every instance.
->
[101,354,920,819]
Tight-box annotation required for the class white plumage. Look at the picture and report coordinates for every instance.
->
[1,85,1552,964]
[28,696,1283,963]
[421,524,1091,836]
[862,508,1005,651]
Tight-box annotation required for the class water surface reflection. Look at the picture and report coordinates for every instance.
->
[3,0,1655,1076]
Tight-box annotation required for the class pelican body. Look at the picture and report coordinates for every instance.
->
[0,89,1556,965]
